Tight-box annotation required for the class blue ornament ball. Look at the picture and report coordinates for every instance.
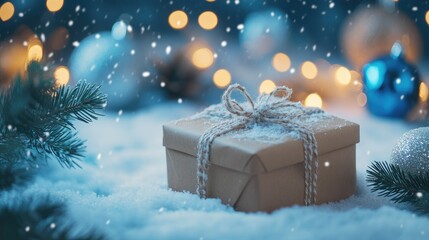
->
[240,8,289,59]
[69,32,144,110]
[362,43,421,118]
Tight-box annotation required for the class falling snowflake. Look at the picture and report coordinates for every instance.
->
[165,46,171,55]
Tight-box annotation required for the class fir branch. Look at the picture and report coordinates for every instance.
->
[6,82,106,131]
[0,130,35,166]
[40,81,106,128]
[0,62,106,169]
[0,63,106,239]
[0,167,33,191]
[0,195,105,240]
[367,161,429,213]
[33,125,85,168]
[0,131,22,161]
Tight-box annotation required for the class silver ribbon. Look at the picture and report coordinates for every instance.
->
[196,84,322,205]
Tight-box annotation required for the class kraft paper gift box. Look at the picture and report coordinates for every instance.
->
[163,87,360,212]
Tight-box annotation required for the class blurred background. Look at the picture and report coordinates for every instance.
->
[1,0,429,120]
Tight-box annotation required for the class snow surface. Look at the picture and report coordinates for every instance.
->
[5,103,429,239]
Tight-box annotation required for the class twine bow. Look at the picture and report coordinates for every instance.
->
[196,84,322,206]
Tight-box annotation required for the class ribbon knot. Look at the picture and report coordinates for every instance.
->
[196,84,321,206]
[222,84,298,123]
[250,111,263,123]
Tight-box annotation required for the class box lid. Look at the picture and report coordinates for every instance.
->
[163,112,359,174]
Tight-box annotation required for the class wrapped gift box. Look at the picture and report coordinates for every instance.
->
[163,106,359,212]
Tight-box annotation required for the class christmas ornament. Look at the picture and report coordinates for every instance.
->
[341,6,421,69]
[368,127,429,213]
[155,51,203,100]
[362,42,420,118]
[240,8,288,59]
[390,127,429,175]
[69,32,144,110]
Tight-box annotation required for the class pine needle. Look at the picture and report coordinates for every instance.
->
[367,161,429,213]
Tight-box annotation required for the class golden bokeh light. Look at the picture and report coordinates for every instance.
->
[301,61,318,79]
[0,2,14,22]
[335,66,351,85]
[259,80,276,94]
[54,66,70,86]
[168,10,188,30]
[357,92,367,107]
[419,82,429,102]
[192,48,214,69]
[213,69,231,88]
[46,0,64,12]
[426,11,429,26]
[198,11,218,30]
[272,53,291,72]
[0,44,26,85]
[27,45,43,62]
[304,93,323,108]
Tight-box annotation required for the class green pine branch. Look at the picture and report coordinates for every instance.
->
[51,82,105,123]
[0,62,106,169]
[367,161,429,213]
[0,195,105,240]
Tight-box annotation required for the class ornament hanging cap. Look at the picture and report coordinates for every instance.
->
[390,42,404,59]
